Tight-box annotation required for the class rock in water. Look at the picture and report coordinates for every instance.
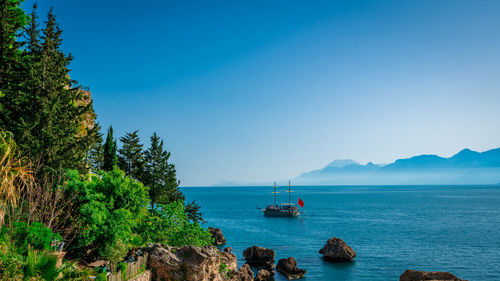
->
[243,246,276,269]
[147,244,238,281]
[231,264,254,281]
[276,257,306,280]
[319,237,356,261]
[400,269,468,281]
[255,268,274,281]
[209,227,227,245]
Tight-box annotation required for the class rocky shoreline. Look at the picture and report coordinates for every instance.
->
[140,228,468,281]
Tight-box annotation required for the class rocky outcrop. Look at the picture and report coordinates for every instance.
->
[146,243,238,281]
[243,246,275,269]
[276,257,305,280]
[208,227,227,245]
[231,264,254,281]
[400,270,468,281]
[319,237,356,261]
[255,269,274,281]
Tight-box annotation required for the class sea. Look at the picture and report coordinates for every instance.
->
[181,185,500,281]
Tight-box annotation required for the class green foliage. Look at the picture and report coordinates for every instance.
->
[1,221,62,255]
[117,261,127,279]
[102,126,117,171]
[118,130,144,179]
[0,240,92,280]
[0,3,98,180]
[95,272,108,281]
[137,201,212,247]
[66,168,148,259]
[142,133,182,205]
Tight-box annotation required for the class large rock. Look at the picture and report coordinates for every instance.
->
[255,269,274,281]
[243,246,275,269]
[319,237,356,261]
[400,269,468,281]
[146,243,237,281]
[276,257,306,280]
[231,264,254,281]
[209,227,227,246]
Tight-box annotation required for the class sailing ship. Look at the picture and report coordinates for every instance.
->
[261,181,302,217]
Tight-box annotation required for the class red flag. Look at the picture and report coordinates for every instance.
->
[298,198,304,208]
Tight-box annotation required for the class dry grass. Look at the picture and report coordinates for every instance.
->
[0,129,34,228]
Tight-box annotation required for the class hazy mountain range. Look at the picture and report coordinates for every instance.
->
[294,147,500,185]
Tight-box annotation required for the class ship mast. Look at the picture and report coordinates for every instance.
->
[288,180,291,204]
[274,182,277,205]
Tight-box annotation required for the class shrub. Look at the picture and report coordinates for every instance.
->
[66,168,149,259]
[137,201,213,247]
[117,261,127,279]
[1,221,62,255]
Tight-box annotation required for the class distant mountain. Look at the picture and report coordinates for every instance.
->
[295,147,500,185]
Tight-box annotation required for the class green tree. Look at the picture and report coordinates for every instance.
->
[118,130,143,179]
[86,129,103,172]
[0,0,26,97]
[66,168,149,259]
[0,5,98,179]
[143,133,182,206]
[137,201,212,247]
[142,133,203,221]
[102,126,117,171]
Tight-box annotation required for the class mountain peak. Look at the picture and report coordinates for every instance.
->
[325,159,360,168]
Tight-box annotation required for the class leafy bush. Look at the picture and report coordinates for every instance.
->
[117,261,127,279]
[137,201,213,247]
[66,168,149,259]
[1,221,62,255]
[0,243,91,281]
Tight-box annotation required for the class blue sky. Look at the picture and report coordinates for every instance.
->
[24,0,500,186]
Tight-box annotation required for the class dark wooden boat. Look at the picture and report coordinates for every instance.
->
[261,181,300,217]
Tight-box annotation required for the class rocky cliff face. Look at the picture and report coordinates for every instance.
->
[145,244,253,281]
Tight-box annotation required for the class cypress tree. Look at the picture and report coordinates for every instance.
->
[118,130,144,179]
[0,5,98,178]
[0,0,27,131]
[102,126,117,171]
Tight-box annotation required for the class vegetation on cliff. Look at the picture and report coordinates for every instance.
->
[0,1,211,279]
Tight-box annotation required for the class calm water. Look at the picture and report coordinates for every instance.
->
[182,185,500,281]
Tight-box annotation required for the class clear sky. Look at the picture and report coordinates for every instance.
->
[24,0,500,186]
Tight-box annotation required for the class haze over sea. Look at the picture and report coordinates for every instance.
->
[182,185,500,281]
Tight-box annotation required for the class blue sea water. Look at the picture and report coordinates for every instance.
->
[181,185,500,281]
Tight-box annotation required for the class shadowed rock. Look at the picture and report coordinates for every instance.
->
[209,227,227,246]
[255,268,274,281]
[276,257,306,280]
[319,237,356,262]
[243,246,275,269]
[232,264,254,281]
[400,269,468,281]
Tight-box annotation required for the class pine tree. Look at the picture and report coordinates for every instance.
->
[0,5,98,179]
[118,130,144,179]
[143,133,182,205]
[86,128,104,172]
[142,133,203,222]
[102,126,117,171]
[0,0,27,131]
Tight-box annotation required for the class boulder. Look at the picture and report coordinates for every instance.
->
[243,246,275,269]
[255,269,274,281]
[276,257,306,280]
[209,227,227,246]
[400,269,468,281]
[146,243,237,281]
[319,237,356,261]
[231,264,254,281]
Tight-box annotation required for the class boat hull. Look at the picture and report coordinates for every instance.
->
[263,209,300,217]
